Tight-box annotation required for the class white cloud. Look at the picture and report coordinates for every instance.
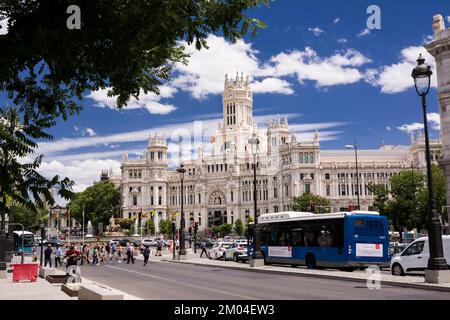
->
[397,113,440,132]
[337,38,348,44]
[251,78,294,95]
[0,16,8,35]
[334,18,340,24]
[38,159,121,194]
[173,34,261,99]
[87,84,177,114]
[308,27,325,36]
[260,47,371,87]
[427,112,441,130]
[357,28,370,37]
[84,128,96,137]
[386,126,391,131]
[366,46,436,94]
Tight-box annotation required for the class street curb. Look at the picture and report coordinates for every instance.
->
[163,259,450,293]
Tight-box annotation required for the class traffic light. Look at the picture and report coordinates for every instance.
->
[194,222,198,232]
[171,222,176,233]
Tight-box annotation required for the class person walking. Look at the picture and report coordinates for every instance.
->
[44,244,53,267]
[143,246,150,266]
[200,240,208,258]
[156,238,163,256]
[63,244,80,284]
[55,245,62,268]
[126,243,135,264]
[110,242,121,263]
[92,245,99,265]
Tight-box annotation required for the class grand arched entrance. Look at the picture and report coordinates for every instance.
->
[207,189,227,227]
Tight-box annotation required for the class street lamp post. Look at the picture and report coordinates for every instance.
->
[412,54,450,283]
[249,132,263,266]
[177,163,187,259]
[40,223,45,267]
[345,141,360,210]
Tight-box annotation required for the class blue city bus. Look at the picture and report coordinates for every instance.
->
[254,211,390,270]
[13,230,35,253]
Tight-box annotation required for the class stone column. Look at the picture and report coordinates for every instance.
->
[425,15,450,234]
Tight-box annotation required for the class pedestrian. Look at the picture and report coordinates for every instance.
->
[83,244,91,265]
[92,245,99,265]
[126,243,135,264]
[143,246,150,266]
[156,238,163,256]
[105,243,110,257]
[55,245,62,268]
[200,240,208,258]
[110,242,121,263]
[44,244,53,267]
[32,245,38,262]
[175,238,180,251]
[63,244,80,284]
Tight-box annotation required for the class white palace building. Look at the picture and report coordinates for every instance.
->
[106,73,442,233]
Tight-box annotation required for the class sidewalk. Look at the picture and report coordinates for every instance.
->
[0,255,142,300]
[153,252,450,293]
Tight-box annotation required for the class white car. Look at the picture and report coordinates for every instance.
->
[390,235,450,276]
[209,242,233,260]
[142,238,156,246]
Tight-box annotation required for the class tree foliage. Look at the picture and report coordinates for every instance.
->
[67,181,120,227]
[212,223,233,237]
[234,218,244,236]
[367,183,389,215]
[9,205,48,232]
[291,193,332,213]
[0,0,268,121]
[144,219,155,236]
[159,219,172,237]
[0,106,74,226]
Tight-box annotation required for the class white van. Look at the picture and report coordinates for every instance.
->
[390,235,450,276]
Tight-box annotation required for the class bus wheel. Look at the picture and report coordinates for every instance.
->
[233,254,238,262]
[391,263,405,276]
[305,253,316,269]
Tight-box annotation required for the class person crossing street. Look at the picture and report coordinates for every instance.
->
[143,246,150,266]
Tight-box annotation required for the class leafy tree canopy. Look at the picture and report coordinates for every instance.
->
[67,181,120,227]
[10,205,48,232]
[0,0,268,121]
[291,193,332,213]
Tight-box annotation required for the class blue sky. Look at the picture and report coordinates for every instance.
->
[2,0,449,194]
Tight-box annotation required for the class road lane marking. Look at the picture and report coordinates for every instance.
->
[105,265,258,300]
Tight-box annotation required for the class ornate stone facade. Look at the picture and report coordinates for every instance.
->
[426,14,450,231]
[111,73,441,233]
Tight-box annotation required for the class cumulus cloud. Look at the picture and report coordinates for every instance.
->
[84,128,96,137]
[357,28,370,37]
[87,84,177,114]
[386,126,391,131]
[334,18,340,24]
[337,38,348,44]
[38,159,122,194]
[259,47,371,87]
[308,27,325,36]
[251,78,294,95]
[366,46,436,94]
[397,113,440,132]
[172,34,261,99]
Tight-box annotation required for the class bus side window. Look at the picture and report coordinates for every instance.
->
[292,230,304,246]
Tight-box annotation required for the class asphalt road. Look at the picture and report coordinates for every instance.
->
[76,259,450,300]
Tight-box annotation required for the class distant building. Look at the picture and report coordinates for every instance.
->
[106,73,442,233]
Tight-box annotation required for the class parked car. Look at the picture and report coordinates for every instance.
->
[390,235,450,276]
[44,236,64,247]
[209,242,233,260]
[142,238,156,247]
[109,239,121,246]
[118,238,132,246]
[223,243,248,261]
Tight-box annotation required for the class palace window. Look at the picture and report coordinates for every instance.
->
[132,195,137,206]
[326,184,331,196]
[325,173,330,180]
[305,183,311,193]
